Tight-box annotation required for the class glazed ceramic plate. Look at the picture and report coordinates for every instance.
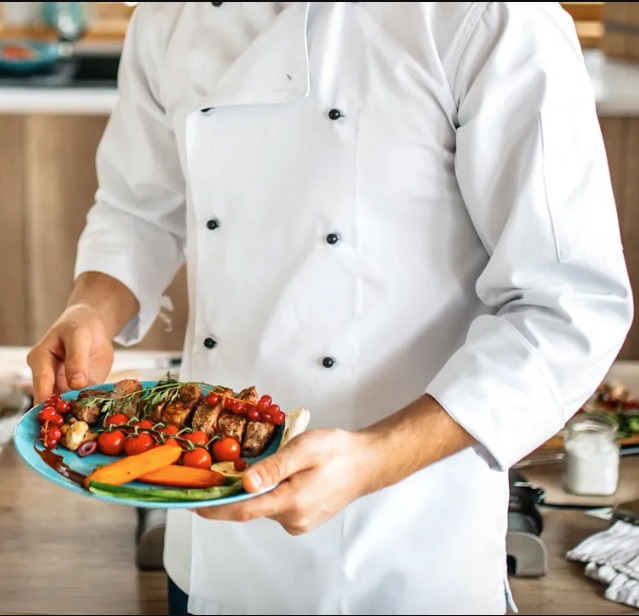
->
[13,381,310,509]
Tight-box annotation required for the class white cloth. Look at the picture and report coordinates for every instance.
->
[567,520,639,608]
[74,2,633,614]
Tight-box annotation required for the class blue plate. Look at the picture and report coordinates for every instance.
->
[13,380,282,509]
[0,40,59,74]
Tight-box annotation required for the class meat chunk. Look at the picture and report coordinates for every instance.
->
[161,401,193,429]
[160,383,203,428]
[190,386,234,435]
[148,401,165,425]
[236,386,258,405]
[241,420,276,458]
[217,412,247,443]
[177,383,203,407]
[191,400,224,436]
[113,379,143,418]
[70,388,113,426]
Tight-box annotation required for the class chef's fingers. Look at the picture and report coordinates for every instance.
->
[243,434,315,493]
[60,324,93,390]
[27,346,59,404]
[192,481,294,523]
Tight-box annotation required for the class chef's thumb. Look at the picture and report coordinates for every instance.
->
[243,451,292,494]
[62,326,92,391]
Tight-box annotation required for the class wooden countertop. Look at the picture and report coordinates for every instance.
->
[0,442,168,616]
[0,346,178,616]
[1,443,638,614]
[509,456,639,615]
[1,348,639,614]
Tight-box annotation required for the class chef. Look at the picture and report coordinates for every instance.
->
[27,2,633,614]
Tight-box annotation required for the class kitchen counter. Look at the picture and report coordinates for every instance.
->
[0,346,178,616]
[2,409,638,615]
[0,49,638,116]
[0,85,117,114]
[585,49,639,116]
[510,457,639,615]
[1,347,639,614]
[3,446,635,616]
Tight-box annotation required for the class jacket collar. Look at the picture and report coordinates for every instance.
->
[201,2,311,109]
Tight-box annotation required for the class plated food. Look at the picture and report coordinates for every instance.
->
[14,377,310,508]
[586,380,639,440]
[539,378,639,452]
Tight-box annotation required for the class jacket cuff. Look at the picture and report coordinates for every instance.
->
[425,316,566,470]
[73,260,164,347]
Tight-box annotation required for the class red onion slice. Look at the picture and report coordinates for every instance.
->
[77,440,97,457]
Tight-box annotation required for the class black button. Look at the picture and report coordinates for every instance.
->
[328,109,343,121]
[326,233,340,246]
[211,2,223,6]
[203,338,217,349]
[206,219,220,231]
[322,357,336,369]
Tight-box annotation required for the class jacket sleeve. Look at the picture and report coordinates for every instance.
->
[425,2,634,470]
[74,4,186,345]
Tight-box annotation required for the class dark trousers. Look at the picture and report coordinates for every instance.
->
[168,576,191,616]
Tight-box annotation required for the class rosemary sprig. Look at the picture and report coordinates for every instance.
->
[76,374,238,418]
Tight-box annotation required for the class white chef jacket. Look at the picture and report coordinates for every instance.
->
[75,2,634,614]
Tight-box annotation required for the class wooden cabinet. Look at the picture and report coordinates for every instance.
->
[600,117,639,360]
[0,116,27,346]
[0,112,637,359]
[0,114,188,352]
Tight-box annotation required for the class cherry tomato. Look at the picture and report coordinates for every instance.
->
[223,396,235,410]
[134,418,155,431]
[124,432,156,456]
[181,430,209,450]
[272,410,285,426]
[104,412,129,428]
[206,392,220,407]
[182,447,213,470]
[38,404,56,419]
[40,424,62,450]
[38,406,62,425]
[49,412,65,427]
[261,412,273,423]
[268,404,281,416]
[45,394,61,406]
[231,401,245,415]
[247,408,260,422]
[97,429,126,456]
[211,436,241,462]
[234,458,248,472]
[54,398,71,414]
[156,424,180,438]
[257,395,272,412]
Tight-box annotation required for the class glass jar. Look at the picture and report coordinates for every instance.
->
[562,412,620,496]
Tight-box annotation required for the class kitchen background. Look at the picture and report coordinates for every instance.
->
[0,2,638,359]
[0,1,187,355]
[2,3,639,615]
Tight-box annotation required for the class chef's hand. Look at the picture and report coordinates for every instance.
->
[193,428,373,534]
[27,304,115,404]
[193,395,476,534]
[27,272,139,403]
